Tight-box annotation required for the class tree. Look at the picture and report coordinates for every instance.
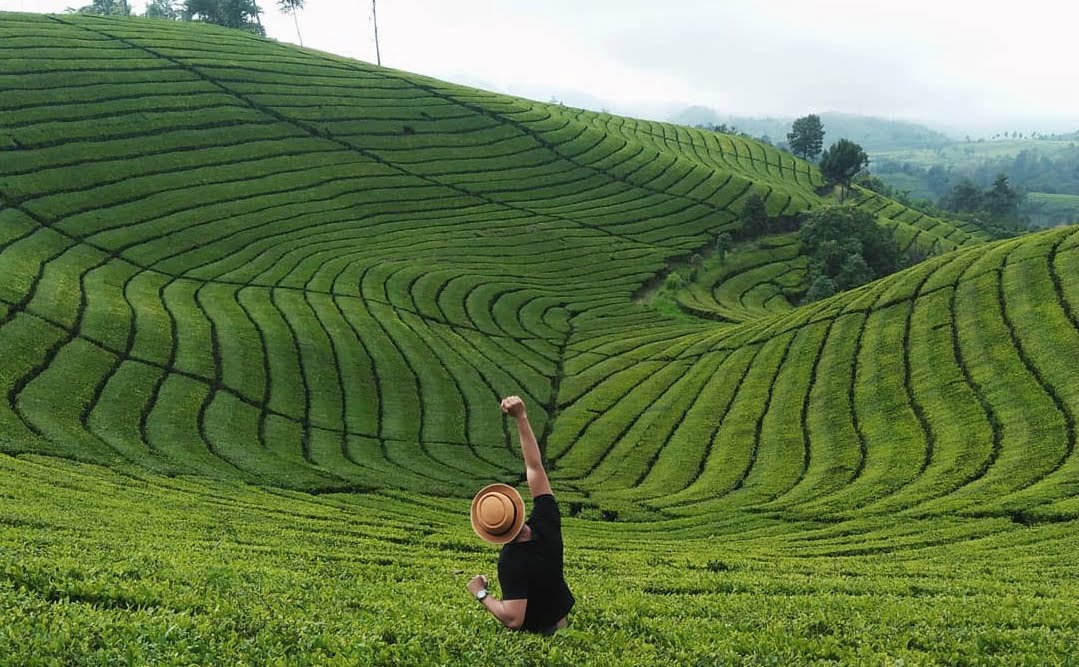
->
[278,0,304,45]
[813,238,861,277]
[853,172,891,196]
[787,114,825,161]
[945,179,983,213]
[184,0,264,35]
[926,164,951,197]
[67,0,130,15]
[798,204,900,301]
[803,275,836,303]
[984,173,1022,219]
[713,232,732,263]
[836,254,871,290]
[686,253,703,281]
[819,139,869,202]
[144,0,180,18]
[740,192,768,237]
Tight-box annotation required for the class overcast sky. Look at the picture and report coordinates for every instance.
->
[6,0,1079,135]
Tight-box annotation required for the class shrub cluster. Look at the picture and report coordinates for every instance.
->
[799,205,900,302]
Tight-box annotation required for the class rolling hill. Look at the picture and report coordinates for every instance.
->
[0,12,1076,665]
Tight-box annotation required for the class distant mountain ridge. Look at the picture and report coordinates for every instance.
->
[671,107,952,152]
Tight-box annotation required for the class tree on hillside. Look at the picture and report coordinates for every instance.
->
[685,253,703,281]
[803,274,836,303]
[278,0,304,45]
[926,164,951,198]
[945,179,983,213]
[984,173,1022,219]
[787,114,825,161]
[144,0,180,18]
[799,205,900,300]
[184,0,264,35]
[714,232,733,263]
[819,139,869,202]
[853,172,892,196]
[934,177,1027,239]
[67,0,130,15]
[740,192,769,237]
[836,253,872,289]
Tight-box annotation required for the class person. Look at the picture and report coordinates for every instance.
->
[465,396,575,634]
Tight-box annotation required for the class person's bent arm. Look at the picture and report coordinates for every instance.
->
[500,396,552,498]
[467,575,527,630]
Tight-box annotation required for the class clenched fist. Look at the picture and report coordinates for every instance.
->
[500,396,526,419]
[467,574,488,596]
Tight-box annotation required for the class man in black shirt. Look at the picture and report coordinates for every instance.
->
[466,396,575,633]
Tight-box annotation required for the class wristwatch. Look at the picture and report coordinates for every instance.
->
[475,588,489,601]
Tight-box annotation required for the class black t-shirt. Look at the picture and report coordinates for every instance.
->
[497,494,575,632]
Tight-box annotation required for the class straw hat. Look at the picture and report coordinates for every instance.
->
[471,483,526,544]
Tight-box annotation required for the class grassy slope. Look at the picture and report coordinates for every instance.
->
[2,453,1076,665]
[1024,192,1079,227]
[872,139,1079,206]
[873,138,1079,169]
[0,12,1076,665]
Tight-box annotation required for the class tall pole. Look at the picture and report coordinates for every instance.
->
[372,0,382,66]
[292,8,303,46]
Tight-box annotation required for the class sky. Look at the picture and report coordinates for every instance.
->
[5,0,1079,136]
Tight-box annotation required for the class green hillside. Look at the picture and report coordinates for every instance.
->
[1,13,1076,665]
[871,138,1079,218]
[1024,192,1079,227]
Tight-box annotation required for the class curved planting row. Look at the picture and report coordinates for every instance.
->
[847,187,987,253]
[0,451,1076,664]
[551,225,1079,524]
[0,13,841,494]
[1,15,1077,662]
[673,234,808,323]
[0,11,1062,530]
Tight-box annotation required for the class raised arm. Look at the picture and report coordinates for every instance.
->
[500,396,552,498]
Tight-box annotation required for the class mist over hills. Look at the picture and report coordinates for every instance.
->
[670,107,952,151]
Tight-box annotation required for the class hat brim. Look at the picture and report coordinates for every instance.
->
[471,483,526,545]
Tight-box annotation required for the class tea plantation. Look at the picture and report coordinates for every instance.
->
[0,13,1076,665]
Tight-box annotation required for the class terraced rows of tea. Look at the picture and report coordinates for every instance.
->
[669,234,809,323]
[1,12,1076,665]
